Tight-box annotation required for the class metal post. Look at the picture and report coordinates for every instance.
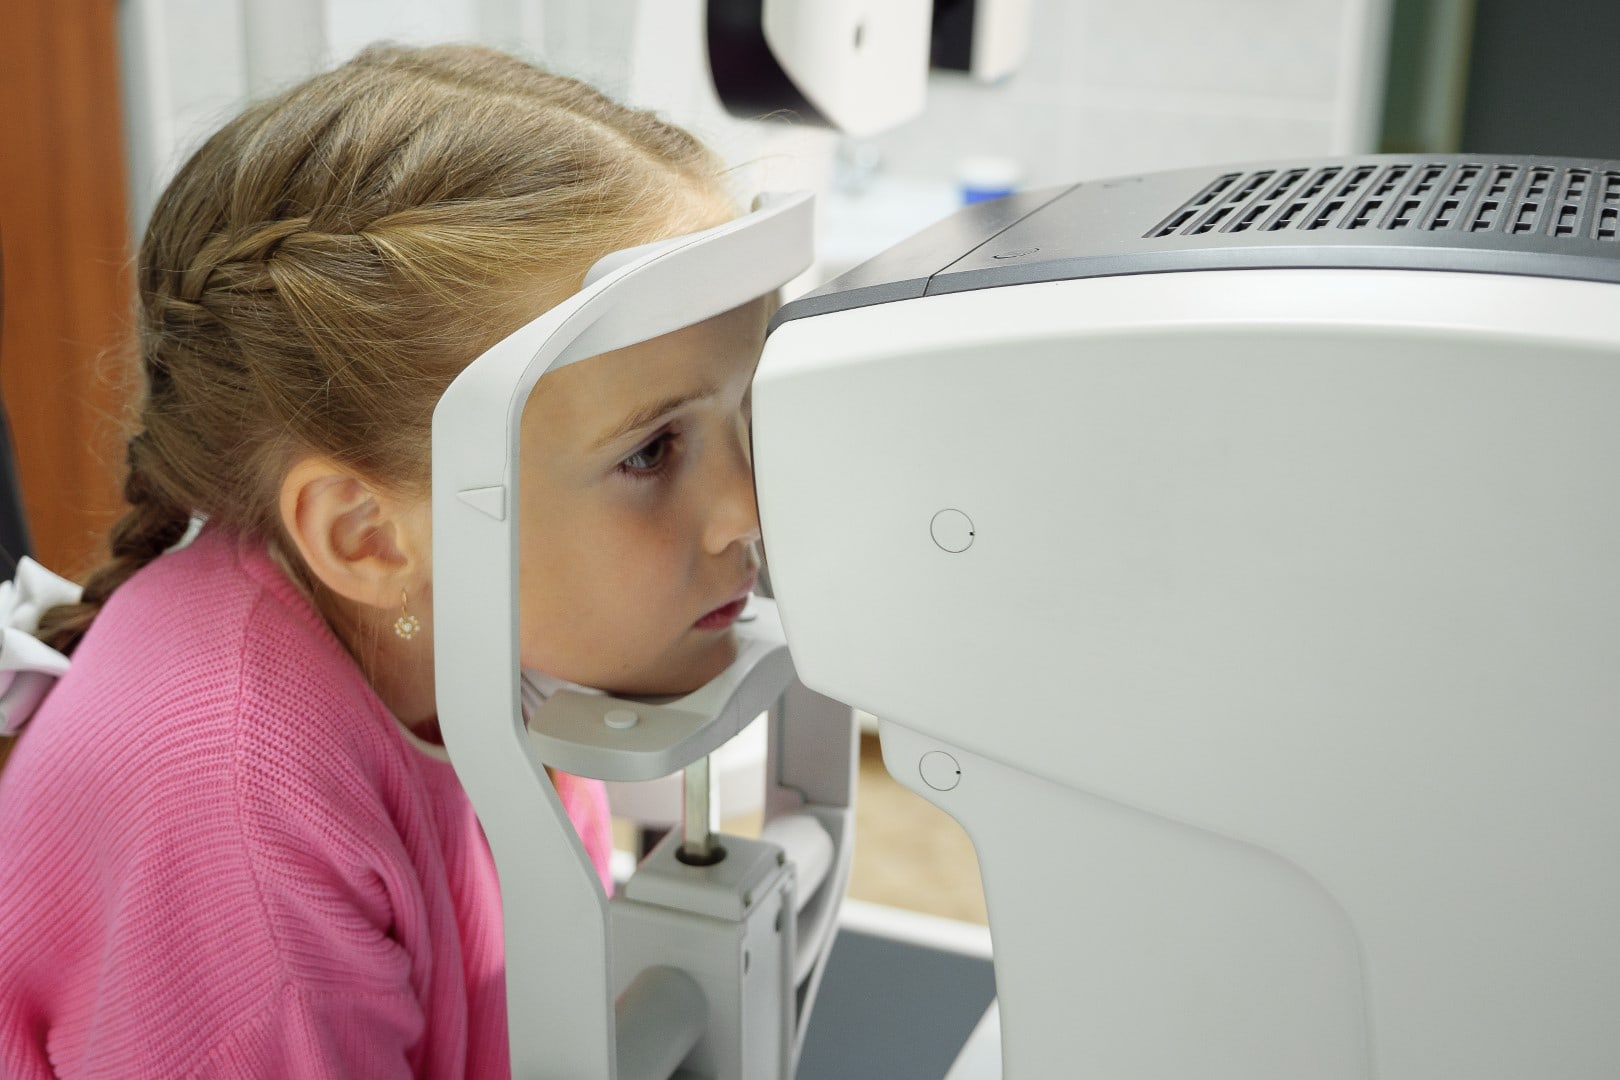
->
[679,754,725,865]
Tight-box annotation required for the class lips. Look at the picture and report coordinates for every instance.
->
[694,574,757,631]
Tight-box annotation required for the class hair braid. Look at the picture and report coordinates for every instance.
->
[36,436,192,655]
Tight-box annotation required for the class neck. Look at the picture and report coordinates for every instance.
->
[317,589,440,737]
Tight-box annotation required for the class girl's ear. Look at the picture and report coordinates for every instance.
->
[277,456,429,610]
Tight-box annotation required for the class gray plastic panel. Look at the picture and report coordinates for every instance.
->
[774,155,1620,330]
[768,186,1072,331]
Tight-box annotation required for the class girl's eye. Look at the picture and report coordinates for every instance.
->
[620,432,675,477]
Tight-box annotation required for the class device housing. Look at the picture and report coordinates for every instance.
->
[754,154,1620,1079]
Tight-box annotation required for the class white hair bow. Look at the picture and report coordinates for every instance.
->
[0,558,82,736]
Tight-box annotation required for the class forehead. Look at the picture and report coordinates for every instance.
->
[522,298,768,446]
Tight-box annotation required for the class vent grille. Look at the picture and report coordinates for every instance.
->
[1146,161,1620,242]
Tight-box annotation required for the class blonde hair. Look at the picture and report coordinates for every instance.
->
[36,43,730,655]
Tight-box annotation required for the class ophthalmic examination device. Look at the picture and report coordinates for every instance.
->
[433,153,1620,1079]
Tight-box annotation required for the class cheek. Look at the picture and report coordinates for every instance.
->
[591,497,696,577]
[519,501,697,646]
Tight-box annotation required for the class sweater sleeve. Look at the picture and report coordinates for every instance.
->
[553,770,616,894]
[188,984,421,1080]
[0,639,443,1079]
[0,536,502,1079]
[222,634,469,1079]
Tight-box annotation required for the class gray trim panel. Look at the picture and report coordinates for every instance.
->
[772,155,1620,331]
[767,185,1073,332]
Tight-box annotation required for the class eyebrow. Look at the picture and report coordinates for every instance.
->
[591,381,721,451]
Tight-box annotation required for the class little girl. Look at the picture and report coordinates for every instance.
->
[0,43,766,1078]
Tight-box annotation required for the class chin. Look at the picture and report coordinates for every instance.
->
[609,633,739,698]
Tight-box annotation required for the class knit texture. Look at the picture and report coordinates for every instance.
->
[0,528,613,1078]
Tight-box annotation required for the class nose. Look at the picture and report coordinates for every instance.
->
[703,426,762,556]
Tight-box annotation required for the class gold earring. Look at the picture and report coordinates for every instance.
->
[393,589,421,641]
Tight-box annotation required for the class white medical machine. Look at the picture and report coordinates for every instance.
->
[705,0,933,137]
[435,152,1620,1079]
[753,154,1620,1079]
[703,0,1032,136]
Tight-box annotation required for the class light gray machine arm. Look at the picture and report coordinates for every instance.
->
[431,193,853,1079]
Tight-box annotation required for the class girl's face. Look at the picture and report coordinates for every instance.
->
[514,298,769,695]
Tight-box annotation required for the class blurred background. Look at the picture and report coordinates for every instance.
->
[4,0,1618,923]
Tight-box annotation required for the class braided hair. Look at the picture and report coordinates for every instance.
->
[32,43,731,657]
[36,435,191,654]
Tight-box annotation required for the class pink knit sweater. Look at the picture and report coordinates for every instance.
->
[0,528,613,1078]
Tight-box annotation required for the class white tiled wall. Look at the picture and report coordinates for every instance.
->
[807,0,1390,275]
[865,0,1391,190]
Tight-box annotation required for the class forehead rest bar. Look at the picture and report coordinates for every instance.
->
[432,190,812,496]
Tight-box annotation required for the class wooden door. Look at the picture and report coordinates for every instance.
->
[0,2,131,578]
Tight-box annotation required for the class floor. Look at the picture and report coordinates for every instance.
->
[613,733,989,926]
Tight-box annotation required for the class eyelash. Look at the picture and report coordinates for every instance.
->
[618,430,679,481]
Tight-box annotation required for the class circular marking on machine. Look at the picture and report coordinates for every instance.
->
[604,708,639,730]
[920,751,962,792]
[930,508,976,553]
